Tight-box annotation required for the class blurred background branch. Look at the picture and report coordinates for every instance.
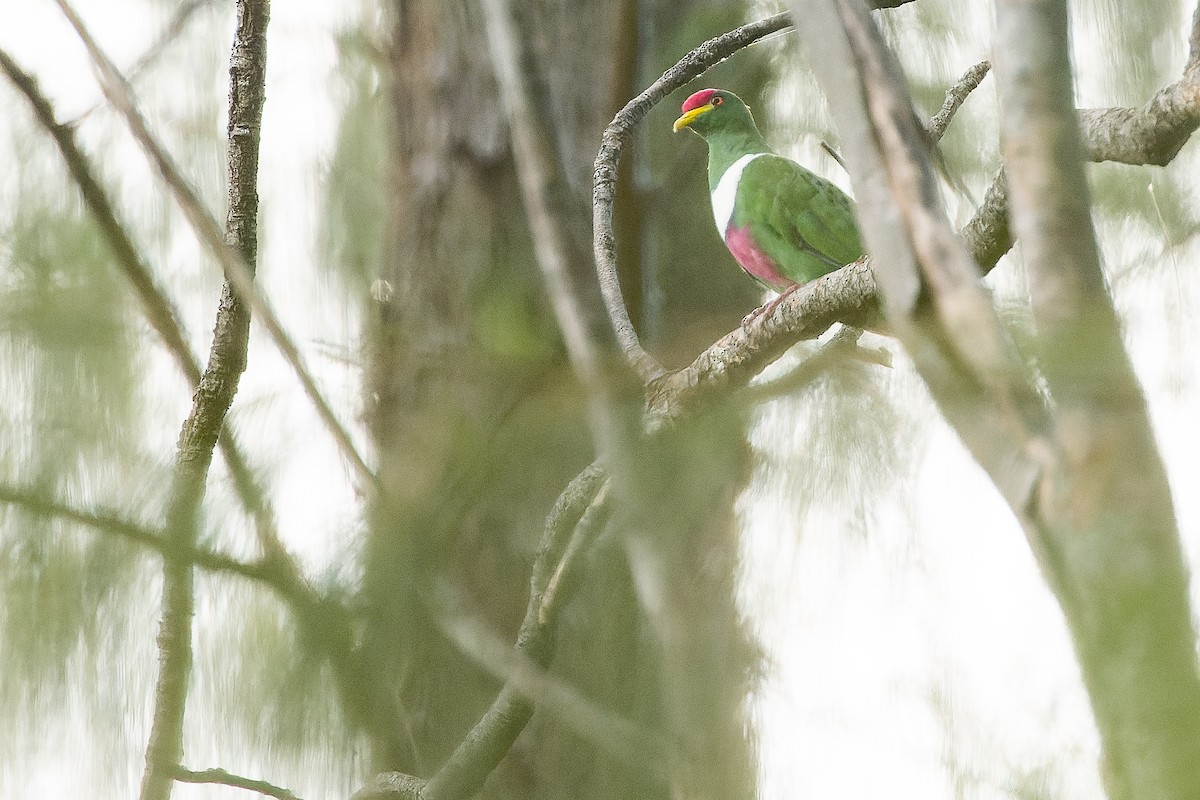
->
[52,0,375,487]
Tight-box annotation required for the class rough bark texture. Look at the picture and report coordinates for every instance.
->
[362,3,761,800]
[364,0,616,791]
[138,2,269,800]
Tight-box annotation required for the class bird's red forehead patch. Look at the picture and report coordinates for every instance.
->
[681,89,719,113]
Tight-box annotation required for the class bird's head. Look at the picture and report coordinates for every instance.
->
[672,88,756,137]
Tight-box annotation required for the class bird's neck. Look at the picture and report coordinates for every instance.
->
[705,130,771,193]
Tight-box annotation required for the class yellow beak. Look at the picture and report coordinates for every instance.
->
[672,102,714,133]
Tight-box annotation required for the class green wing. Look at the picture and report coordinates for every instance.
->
[732,154,865,285]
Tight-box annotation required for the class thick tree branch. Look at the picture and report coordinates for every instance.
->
[53,0,375,488]
[961,169,1013,274]
[792,0,1049,516]
[994,1,1200,797]
[1079,2,1200,166]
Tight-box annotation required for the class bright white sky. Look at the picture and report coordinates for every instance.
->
[2,1,1199,799]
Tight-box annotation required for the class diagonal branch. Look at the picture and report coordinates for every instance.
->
[0,46,289,569]
[420,469,612,800]
[359,4,1200,796]
[0,484,264,581]
[643,59,992,423]
[802,0,1049,502]
[926,60,990,140]
[352,466,609,800]
[0,49,198,387]
[593,12,792,382]
[173,766,302,800]
[52,0,375,488]
[642,60,1198,423]
[67,0,216,125]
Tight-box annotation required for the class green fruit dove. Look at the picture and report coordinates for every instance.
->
[672,88,865,319]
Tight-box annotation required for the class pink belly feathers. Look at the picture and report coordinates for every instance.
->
[724,224,795,292]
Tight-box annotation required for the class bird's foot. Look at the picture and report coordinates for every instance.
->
[742,284,801,327]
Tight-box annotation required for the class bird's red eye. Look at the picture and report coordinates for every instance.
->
[712,96,723,106]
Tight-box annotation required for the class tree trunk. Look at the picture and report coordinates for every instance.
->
[361,2,764,798]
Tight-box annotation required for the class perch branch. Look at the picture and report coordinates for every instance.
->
[593,12,791,382]
[361,2,1200,795]
[592,2,920,383]
[644,47,1198,421]
[52,0,375,488]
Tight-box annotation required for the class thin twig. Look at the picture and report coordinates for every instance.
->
[174,767,302,800]
[0,484,266,580]
[820,140,851,172]
[926,60,990,140]
[430,578,668,780]
[740,326,890,407]
[0,49,198,385]
[67,0,215,125]
[52,0,375,488]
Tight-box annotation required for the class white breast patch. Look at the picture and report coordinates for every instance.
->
[711,153,765,236]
